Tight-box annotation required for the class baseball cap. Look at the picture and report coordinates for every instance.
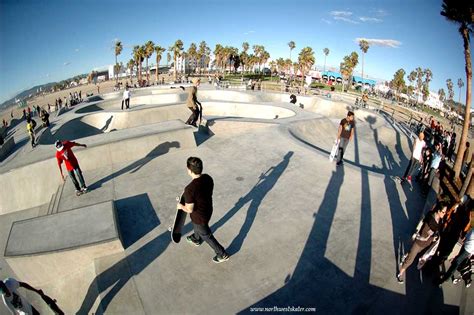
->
[55,140,64,151]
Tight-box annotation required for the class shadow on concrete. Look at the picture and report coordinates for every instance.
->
[115,193,160,248]
[76,104,104,114]
[211,151,293,255]
[37,119,104,145]
[89,141,180,190]
[242,118,456,314]
[0,138,28,162]
[76,214,171,314]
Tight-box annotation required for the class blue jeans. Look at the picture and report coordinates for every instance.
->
[191,222,226,256]
[68,166,86,191]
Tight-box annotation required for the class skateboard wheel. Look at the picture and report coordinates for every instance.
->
[168,226,172,232]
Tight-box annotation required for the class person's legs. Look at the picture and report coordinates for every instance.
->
[74,166,87,189]
[185,107,194,124]
[399,241,427,277]
[336,138,349,163]
[407,159,420,179]
[427,168,437,187]
[121,100,124,110]
[126,98,130,109]
[192,223,226,256]
[403,158,414,179]
[68,170,81,191]
[441,247,471,283]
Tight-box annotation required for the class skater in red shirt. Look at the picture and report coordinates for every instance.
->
[55,140,88,196]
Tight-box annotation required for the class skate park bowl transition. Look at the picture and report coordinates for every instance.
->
[0,88,400,215]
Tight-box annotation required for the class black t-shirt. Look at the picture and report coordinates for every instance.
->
[340,118,355,139]
[184,174,214,225]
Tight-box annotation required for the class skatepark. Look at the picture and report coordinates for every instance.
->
[0,85,472,314]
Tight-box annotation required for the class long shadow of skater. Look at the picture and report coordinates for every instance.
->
[211,151,294,255]
[89,141,180,190]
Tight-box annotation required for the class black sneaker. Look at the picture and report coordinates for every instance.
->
[186,236,202,247]
[213,253,230,263]
[396,274,404,284]
[81,187,88,193]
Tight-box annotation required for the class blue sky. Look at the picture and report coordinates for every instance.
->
[0,0,471,108]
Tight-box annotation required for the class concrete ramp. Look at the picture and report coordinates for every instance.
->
[203,102,295,119]
[288,117,410,174]
[0,120,196,214]
[4,201,123,286]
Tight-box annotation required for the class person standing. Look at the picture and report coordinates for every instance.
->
[185,78,202,127]
[26,118,36,148]
[397,202,448,283]
[178,157,230,263]
[121,87,131,110]
[401,132,426,185]
[439,221,474,285]
[425,142,443,190]
[55,140,88,196]
[335,111,355,166]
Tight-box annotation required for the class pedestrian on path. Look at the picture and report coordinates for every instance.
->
[397,202,448,283]
[401,132,426,185]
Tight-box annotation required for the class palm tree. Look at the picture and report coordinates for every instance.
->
[169,40,184,81]
[358,40,369,87]
[132,45,145,83]
[446,78,455,103]
[438,88,446,110]
[323,48,330,73]
[457,78,464,104]
[298,47,315,88]
[154,45,166,82]
[441,0,473,180]
[114,40,123,83]
[127,59,134,82]
[197,41,208,74]
[214,44,224,73]
[339,52,359,92]
[288,41,295,61]
[187,43,198,74]
[144,41,155,84]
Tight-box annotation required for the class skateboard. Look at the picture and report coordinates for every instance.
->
[169,193,187,243]
[329,139,340,162]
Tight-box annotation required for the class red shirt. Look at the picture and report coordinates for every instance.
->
[56,141,80,171]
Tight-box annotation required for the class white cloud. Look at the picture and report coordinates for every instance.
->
[330,10,353,17]
[359,17,383,23]
[244,30,256,35]
[63,62,71,66]
[321,18,332,24]
[334,16,359,24]
[355,38,401,48]
[75,48,80,52]
[374,9,388,17]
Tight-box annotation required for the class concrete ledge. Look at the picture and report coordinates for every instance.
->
[0,137,15,161]
[4,201,123,286]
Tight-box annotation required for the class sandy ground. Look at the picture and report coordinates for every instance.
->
[0,75,174,123]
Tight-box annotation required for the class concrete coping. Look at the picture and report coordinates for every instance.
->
[5,200,121,257]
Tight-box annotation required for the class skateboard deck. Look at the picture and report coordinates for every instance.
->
[329,139,339,162]
[169,193,187,243]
